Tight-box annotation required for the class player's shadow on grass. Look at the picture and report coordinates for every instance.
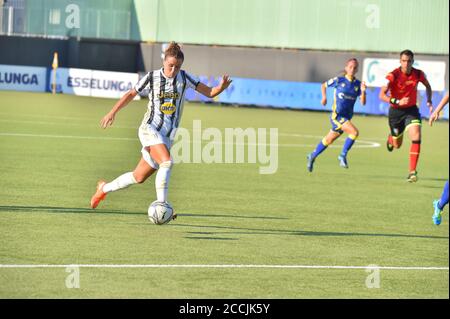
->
[184,231,239,241]
[0,205,143,216]
[2,206,446,240]
[420,185,447,190]
[174,223,449,240]
[358,173,448,183]
[185,236,238,241]
[419,177,448,182]
[0,206,285,220]
[180,213,287,220]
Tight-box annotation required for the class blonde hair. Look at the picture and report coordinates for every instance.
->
[164,42,184,61]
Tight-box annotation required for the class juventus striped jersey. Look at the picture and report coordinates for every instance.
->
[134,68,200,138]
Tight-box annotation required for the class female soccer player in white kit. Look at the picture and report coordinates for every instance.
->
[90,42,232,213]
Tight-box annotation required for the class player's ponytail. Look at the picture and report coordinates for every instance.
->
[164,42,184,61]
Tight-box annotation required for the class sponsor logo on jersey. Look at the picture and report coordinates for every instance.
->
[158,92,181,99]
[161,102,176,115]
[337,92,357,100]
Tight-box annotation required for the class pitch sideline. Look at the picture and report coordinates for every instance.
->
[0,264,447,270]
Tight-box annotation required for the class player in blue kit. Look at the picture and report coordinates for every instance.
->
[307,58,366,172]
[429,92,449,225]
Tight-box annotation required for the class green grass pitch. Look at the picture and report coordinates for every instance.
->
[0,91,448,298]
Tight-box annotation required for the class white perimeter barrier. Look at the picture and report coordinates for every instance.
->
[52,67,140,99]
[0,64,140,100]
[0,64,47,92]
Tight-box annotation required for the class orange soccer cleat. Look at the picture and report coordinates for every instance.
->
[90,180,107,209]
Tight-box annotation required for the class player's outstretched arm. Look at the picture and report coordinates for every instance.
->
[100,89,138,129]
[429,92,449,126]
[196,75,232,98]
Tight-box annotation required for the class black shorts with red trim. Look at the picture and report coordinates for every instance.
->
[388,106,422,137]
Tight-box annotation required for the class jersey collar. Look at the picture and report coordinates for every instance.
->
[160,67,177,81]
[344,74,355,82]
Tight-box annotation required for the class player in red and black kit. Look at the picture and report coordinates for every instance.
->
[379,50,433,182]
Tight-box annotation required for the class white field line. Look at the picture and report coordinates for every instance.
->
[0,132,136,141]
[0,118,388,141]
[0,118,135,129]
[0,112,94,122]
[0,264,447,270]
[0,132,381,148]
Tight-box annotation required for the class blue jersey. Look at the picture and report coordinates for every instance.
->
[326,76,362,119]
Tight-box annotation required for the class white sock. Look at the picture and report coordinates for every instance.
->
[155,160,173,202]
[103,172,137,193]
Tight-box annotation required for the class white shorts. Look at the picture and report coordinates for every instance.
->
[138,125,172,170]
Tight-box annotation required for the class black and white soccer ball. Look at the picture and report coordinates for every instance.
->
[148,201,175,225]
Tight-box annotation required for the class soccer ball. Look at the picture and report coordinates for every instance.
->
[148,201,174,225]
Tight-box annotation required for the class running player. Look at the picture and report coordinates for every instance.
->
[429,92,449,225]
[379,50,433,182]
[90,42,232,212]
[307,58,366,172]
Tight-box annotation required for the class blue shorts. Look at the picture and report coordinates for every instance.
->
[330,114,351,134]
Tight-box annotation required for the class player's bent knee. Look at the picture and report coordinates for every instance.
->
[133,174,147,184]
[350,131,359,139]
[136,176,147,184]
[159,160,173,169]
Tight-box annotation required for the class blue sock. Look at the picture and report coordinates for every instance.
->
[340,135,357,157]
[438,181,449,210]
[311,139,328,160]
